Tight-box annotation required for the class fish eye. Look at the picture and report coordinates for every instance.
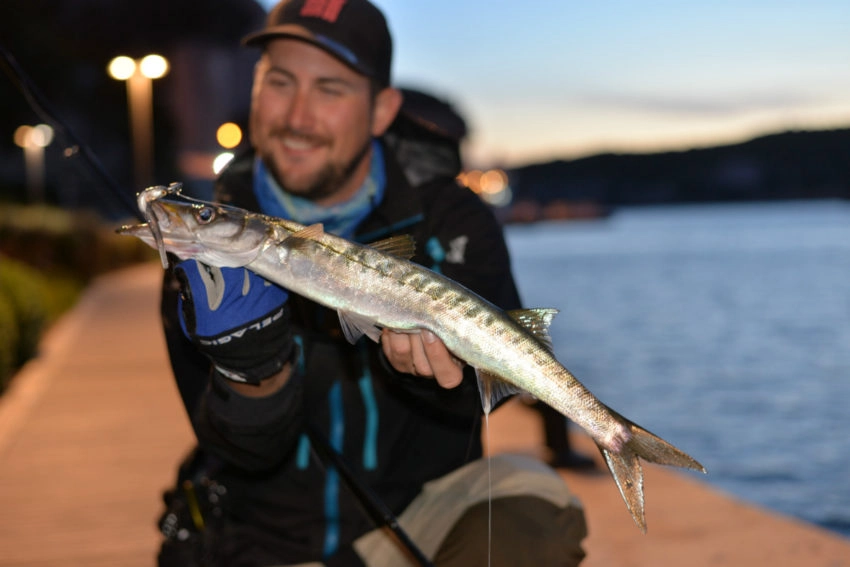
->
[196,206,215,224]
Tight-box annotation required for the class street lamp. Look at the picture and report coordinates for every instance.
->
[13,124,54,203]
[108,54,169,190]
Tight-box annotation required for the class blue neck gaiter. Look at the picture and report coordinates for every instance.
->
[253,140,386,239]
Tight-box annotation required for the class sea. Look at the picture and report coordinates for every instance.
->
[503,199,850,539]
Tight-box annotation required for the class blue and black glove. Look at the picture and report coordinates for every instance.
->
[174,260,294,386]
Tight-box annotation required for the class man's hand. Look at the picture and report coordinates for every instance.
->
[381,329,465,388]
[175,260,293,389]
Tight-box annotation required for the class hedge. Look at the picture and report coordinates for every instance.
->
[0,203,156,393]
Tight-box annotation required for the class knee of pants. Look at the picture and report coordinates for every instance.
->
[433,495,588,567]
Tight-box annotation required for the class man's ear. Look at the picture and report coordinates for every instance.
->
[371,87,404,137]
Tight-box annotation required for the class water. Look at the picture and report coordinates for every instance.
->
[504,199,850,539]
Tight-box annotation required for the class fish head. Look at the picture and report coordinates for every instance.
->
[119,185,271,268]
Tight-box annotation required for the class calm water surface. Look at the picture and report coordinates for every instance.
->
[504,200,850,538]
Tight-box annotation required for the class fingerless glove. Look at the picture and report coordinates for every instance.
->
[175,260,294,385]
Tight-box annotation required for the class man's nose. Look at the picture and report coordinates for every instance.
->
[285,89,314,130]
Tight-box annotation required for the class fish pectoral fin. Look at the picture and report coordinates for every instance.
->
[367,234,416,259]
[337,310,383,344]
[475,370,524,415]
[507,308,559,351]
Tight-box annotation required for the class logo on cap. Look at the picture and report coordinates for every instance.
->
[300,0,347,23]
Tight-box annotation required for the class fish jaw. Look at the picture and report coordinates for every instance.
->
[117,223,230,263]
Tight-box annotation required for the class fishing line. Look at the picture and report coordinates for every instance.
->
[0,44,143,221]
[485,412,492,567]
[137,184,174,269]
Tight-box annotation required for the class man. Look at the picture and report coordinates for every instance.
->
[158,1,586,565]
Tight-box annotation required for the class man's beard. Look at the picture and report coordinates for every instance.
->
[263,134,373,202]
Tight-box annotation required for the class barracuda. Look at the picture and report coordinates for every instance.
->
[121,184,706,532]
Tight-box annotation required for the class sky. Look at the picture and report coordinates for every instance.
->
[267,1,850,167]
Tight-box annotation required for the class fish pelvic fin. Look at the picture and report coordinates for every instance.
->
[337,310,383,344]
[598,411,707,533]
[475,370,524,415]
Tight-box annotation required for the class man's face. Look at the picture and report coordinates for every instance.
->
[249,38,398,205]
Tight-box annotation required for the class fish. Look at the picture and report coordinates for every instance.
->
[120,183,706,532]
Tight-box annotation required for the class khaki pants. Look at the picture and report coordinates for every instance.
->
[287,453,587,566]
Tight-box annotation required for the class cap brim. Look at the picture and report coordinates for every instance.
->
[242,23,314,47]
[242,24,372,80]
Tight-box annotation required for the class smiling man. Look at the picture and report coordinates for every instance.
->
[247,38,399,204]
[156,1,587,565]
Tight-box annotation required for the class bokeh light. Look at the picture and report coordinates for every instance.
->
[139,54,169,79]
[13,124,54,148]
[107,56,136,80]
[213,152,235,175]
[216,122,243,149]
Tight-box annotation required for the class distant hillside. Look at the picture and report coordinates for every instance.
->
[508,128,850,206]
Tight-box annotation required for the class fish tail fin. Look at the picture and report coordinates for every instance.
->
[597,414,706,533]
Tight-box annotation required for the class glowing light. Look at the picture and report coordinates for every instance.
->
[13,125,31,148]
[108,56,136,80]
[458,168,512,206]
[216,122,243,149]
[31,124,54,147]
[463,169,484,193]
[13,124,54,148]
[480,186,513,207]
[108,54,169,188]
[479,169,508,194]
[140,54,169,79]
[213,152,235,174]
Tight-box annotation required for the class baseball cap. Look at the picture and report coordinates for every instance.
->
[243,0,393,87]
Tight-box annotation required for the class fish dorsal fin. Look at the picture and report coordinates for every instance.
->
[507,308,559,351]
[367,234,416,260]
[337,310,383,344]
[475,370,524,415]
[293,223,325,240]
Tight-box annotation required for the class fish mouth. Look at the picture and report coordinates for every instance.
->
[119,184,212,263]
[119,184,268,268]
[116,222,207,259]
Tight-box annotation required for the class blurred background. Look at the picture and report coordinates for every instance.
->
[2,0,849,217]
[1,0,849,541]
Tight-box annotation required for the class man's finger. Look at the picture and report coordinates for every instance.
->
[381,329,422,375]
[421,330,464,388]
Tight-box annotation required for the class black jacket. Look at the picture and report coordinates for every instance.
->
[160,141,521,565]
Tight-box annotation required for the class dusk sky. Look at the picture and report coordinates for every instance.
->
[261,0,850,167]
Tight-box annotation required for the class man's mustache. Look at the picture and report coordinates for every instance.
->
[269,127,329,146]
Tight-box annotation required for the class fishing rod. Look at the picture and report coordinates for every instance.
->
[0,43,143,221]
[3,43,435,567]
[307,423,435,567]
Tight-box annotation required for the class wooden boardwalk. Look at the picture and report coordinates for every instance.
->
[1,262,848,566]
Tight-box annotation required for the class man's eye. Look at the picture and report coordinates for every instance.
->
[267,75,291,88]
[320,86,344,97]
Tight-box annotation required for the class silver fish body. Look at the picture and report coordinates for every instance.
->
[121,185,706,531]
